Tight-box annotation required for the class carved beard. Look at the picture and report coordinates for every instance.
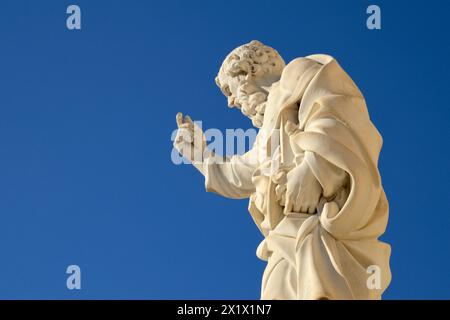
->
[238,91,267,128]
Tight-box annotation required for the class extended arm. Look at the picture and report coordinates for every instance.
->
[203,149,257,199]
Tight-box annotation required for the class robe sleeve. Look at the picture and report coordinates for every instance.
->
[203,147,257,199]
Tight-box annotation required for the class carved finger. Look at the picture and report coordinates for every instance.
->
[300,205,308,214]
[294,191,303,213]
[308,205,316,214]
[280,194,286,206]
[176,112,183,127]
[284,197,294,214]
[293,201,301,213]
[184,115,193,124]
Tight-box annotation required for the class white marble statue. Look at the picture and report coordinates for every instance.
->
[173,40,391,300]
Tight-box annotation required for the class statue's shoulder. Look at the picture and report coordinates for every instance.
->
[279,57,322,94]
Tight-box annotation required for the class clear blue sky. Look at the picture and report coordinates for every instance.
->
[0,0,449,299]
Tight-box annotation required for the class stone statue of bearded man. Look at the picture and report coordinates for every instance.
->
[173,40,391,300]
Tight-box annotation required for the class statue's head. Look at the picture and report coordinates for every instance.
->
[216,40,285,128]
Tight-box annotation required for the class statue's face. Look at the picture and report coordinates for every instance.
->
[218,73,268,128]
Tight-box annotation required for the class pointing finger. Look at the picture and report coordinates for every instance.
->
[176,112,184,127]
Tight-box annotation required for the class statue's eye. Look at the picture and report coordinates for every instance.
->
[222,85,232,97]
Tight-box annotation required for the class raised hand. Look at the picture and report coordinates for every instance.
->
[283,161,322,214]
[174,112,206,164]
[282,120,322,214]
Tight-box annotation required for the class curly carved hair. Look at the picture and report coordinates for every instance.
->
[216,40,286,88]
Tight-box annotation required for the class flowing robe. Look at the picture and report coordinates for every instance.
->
[203,55,391,300]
